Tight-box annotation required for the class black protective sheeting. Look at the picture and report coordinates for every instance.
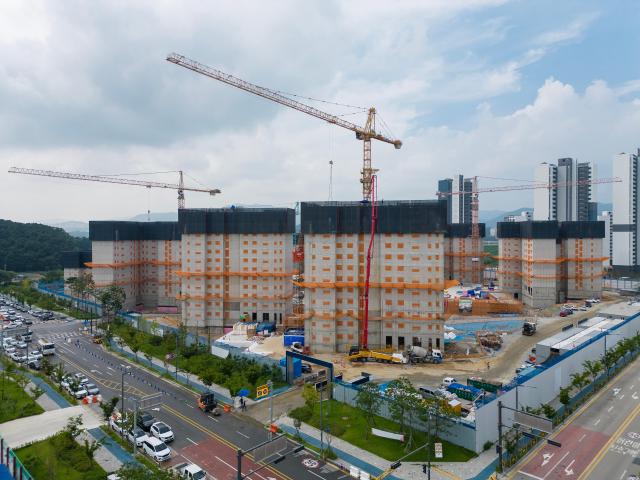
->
[559,221,605,239]
[497,221,558,239]
[300,200,448,234]
[61,251,92,268]
[446,223,486,238]
[496,222,522,238]
[179,208,295,234]
[89,221,181,241]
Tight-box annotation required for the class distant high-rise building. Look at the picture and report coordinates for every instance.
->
[612,150,640,270]
[533,158,596,222]
[437,175,473,224]
[598,210,613,269]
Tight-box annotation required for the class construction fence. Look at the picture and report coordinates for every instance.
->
[0,435,33,480]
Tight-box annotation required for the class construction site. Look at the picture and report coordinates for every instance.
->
[18,52,612,374]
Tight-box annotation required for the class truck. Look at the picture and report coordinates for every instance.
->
[347,346,407,364]
[197,392,219,414]
[458,298,473,313]
[522,321,537,336]
[172,462,208,480]
[406,346,443,364]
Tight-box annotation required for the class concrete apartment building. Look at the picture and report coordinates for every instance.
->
[177,208,294,335]
[61,251,92,295]
[534,158,597,222]
[438,175,473,224]
[88,221,182,311]
[497,221,604,307]
[612,150,640,272]
[300,201,448,354]
[598,210,613,269]
[444,223,486,285]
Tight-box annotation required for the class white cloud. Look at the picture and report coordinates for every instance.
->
[534,11,600,47]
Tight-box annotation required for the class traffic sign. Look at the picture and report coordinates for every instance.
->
[434,442,443,459]
[256,384,270,399]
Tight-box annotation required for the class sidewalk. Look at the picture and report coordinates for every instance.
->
[277,416,498,480]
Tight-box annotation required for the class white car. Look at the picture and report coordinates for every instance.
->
[11,353,27,363]
[109,413,124,434]
[142,436,171,462]
[15,342,27,350]
[73,373,89,385]
[73,386,88,399]
[85,383,99,395]
[442,377,458,387]
[126,427,148,447]
[150,422,174,443]
[28,351,43,361]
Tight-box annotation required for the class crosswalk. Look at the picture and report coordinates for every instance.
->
[39,331,82,341]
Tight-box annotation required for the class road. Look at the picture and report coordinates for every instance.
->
[28,317,347,480]
[511,355,640,480]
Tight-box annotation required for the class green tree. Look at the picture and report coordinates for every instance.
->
[29,385,45,401]
[64,414,84,438]
[559,387,571,406]
[540,403,556,420]
[99,396,120,421]
[355,383,382,437]
[52,363,66,384]
[386,377,421,449]
[98,285,126,323]
[41,357,54,377]
[116,463,180,480]
[570,371,589,392]
[42,270,63,283]
[302,383,319,411]
[582,359,603,384]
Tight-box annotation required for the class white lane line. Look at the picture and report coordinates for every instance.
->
[594,418,601,426]
[236,430,250,439]
[578,433,587,443]
[185,404,195,409]
[620,470,628,480]
[186,437,197,445]
[631,385,635,390]
[608,406,614,412]
[517,472,544,480]
[105,370,113,376]
[208,415,220,423]
[307,471,326,479]
[620,394,625,400]
[107,366,115,371]
[215,455,268,480]
[544,451,570,480]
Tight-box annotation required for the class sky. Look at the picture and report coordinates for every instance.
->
[0,0,639,223]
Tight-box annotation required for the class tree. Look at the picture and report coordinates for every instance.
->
[540,403,555,420]
[570,371,589,392]
[355,383,382,437]
[98,285,126,323]
[30,385,45,401]
[582,359,603,384]
[100,396,120,421]
[83,437,104,460]
[52,363,66,384]
[116,463,181,480]
[302,383,319,411]
[41,357,54,377]
[559,387,571,406]
[64,414,84,438]
[386,377,421,450]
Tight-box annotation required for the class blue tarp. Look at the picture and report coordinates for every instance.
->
[279,357,301,378]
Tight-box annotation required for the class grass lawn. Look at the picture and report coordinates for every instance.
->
[16,432,106,480]
[0,378,44,423]
[292,400,476,462]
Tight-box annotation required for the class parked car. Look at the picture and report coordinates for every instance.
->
[301,363,312,374]
[27,359,41,370]
[442,377,457,387]
[15,342,28,350]
[28,351,43,361]
[109,412,124,434]
[137,411,156,431]
[11,353,27,363]
[126,426,148,447]
[73,373,89,385]
[150,422,174,443]
[85,383,100,395]
[142,437,171,462]
[73,386,88,399]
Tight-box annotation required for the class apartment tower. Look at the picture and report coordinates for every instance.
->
[612,150,640,272]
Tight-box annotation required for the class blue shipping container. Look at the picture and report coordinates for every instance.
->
[283,334,305,347]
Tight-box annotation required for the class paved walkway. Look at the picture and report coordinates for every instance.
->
[277,416,498,480]
[0,404,103,448]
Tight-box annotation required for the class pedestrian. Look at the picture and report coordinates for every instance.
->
[486,361,490,371]
[240,397,246,411]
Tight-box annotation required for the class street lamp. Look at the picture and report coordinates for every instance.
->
[120,364,131,437]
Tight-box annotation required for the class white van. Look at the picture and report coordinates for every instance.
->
[142,437,171,462]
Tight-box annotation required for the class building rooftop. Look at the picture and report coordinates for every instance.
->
[599,302,640,320]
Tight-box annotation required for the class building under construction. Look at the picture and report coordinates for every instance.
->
[496,220,605,307]
[299,200,454,354]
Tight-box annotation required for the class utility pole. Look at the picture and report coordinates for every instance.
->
[268,380,274,440]
[498,401,503,473]
[427,408,432,480]
[319,386,324,458]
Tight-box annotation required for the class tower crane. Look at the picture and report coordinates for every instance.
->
[166,53,402,201]
[437,176,622,285]
[7,167,221,209]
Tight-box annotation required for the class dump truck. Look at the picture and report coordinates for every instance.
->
[347,346,407,364]
[522,321,537,336]
[172,462,208,480]
[406,346,443,364]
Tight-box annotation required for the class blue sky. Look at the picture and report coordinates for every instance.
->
[0,0,638,221]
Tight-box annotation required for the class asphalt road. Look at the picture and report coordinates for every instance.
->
[25,318,347,480]
[511,355,640,480]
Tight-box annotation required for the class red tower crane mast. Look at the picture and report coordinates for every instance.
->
[361,175,378,349]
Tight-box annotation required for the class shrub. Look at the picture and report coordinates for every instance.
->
[323,447,338,460]
[289,407,312,423]
[483,441,493,451]
[330,423,346,437]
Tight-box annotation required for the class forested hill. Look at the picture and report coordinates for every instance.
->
[0,219,90,272]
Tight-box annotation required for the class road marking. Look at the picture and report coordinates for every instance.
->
[541,453,553,466]
[593,418,601,426]
[631,385,635,390]
[620,470,627,480]
[578,433,587,443]
[564,458,575,476]
[186,437,197,445]
[620,394,625,400]
[517,471,544,480]
[545,451,570,479]
[608,406,614,412]
[236,430,250,439]
[306,471,326,480]
[107,366,115,371]
[633,392,639,400]
[579,397,640,479]
[186,404,195,409]
[208,415,220,423]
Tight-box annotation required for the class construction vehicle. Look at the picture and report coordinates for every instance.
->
[406,346,443,364]
[522,321,537,336]
[347,346,407,364]
[197,392,219,414]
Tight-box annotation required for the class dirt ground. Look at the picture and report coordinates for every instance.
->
[322,292,622,388]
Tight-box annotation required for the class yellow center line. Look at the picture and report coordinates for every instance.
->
[163,404,293,480]
[578,399,640,479]
[432,465,463,479]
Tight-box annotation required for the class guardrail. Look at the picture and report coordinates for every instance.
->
[0,435,34,480]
